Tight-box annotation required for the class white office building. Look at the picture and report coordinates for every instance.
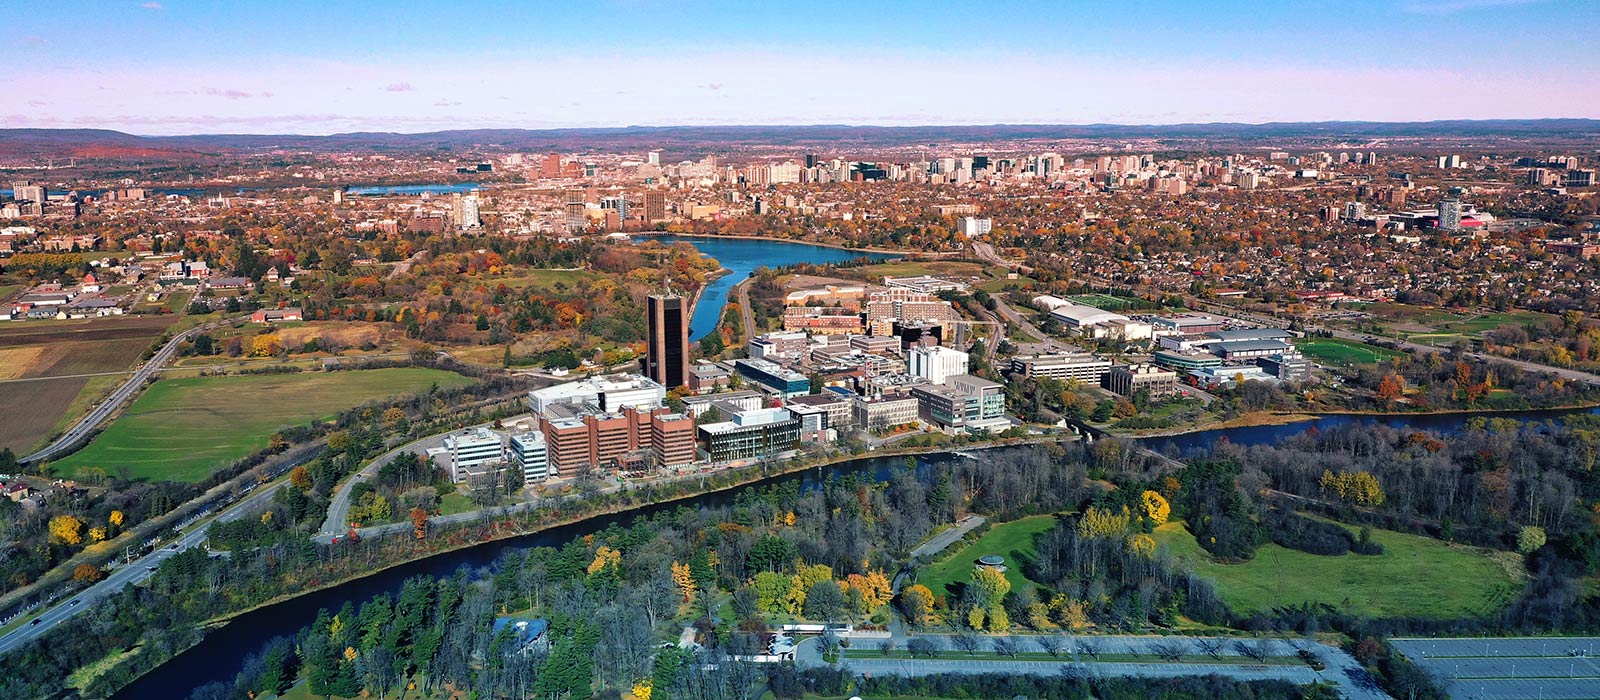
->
[527,373,666,415]
[446,427,506,483]
[958,216,992,237]
[907,345,969,385]
[509,431,549,481]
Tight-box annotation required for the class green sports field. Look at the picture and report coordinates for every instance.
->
[1154,520,1520,619]
[53,368,475,482]
[916,514,1060,601]
[1294,337,1405,366]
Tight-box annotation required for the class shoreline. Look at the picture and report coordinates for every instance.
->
[194,435,1073,627]
[631,230,938,258]
[1110,411,1319,438]
[1106,402,1600,440]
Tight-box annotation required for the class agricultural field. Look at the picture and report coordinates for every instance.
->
[1154,519,1520,619]
[917,514,1060,601]
[52,367,476,482]
[0,316,173,453]
[1294,337,1405,366]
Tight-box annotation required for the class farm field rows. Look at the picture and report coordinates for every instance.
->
[1154,520,1520,619]
[0,316,173,453]
[52,367,476,482]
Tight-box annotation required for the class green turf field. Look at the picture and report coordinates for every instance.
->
[53,368,475,482]
[1294,337,1405,366]
[1154,520,1520,619]
[916,514,1060,601]
[1068,293,1144,311]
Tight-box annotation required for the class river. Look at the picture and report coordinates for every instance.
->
[117,404,1600,699]
[345,183,482,196]
[633,235,899,342]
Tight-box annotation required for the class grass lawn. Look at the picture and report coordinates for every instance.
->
[1154,520,1521,619]
[1439,310,1555,335]
[499,268,603,290]
[438,491,475,516]
[1294,337,1405,366]
[852,260,986,279]
[917,514,1061,602]
[53,368,476,482]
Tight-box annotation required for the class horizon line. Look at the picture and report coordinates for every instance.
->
[5,117,1600,140]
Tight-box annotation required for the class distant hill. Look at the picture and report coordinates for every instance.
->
[4,120,1599,158]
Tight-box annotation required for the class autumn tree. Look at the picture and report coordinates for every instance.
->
[1140,490,1171,524]
[898,584,937,628]
[290,465,312,491]
[73,563,106,584]
[587,545,622,575]
[671,561,695,602]
[249,334,284,357]
[409,507,428,540]
[1376,373,1405,402]
[49,515,85,546]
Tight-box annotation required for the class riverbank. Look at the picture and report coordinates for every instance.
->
[201,434,1074,627]
[1109,411,1319,439]
[1292,401,1600,418]
[632,230,939,258]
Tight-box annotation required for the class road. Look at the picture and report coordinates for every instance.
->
[0,478,286,657]
[736,276,757,345]
[319,419,513,536]
[799,634,1389,700]
[21,316,240,465]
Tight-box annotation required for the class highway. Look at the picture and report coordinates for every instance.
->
[21,316,240,465]
[0,477,286,657]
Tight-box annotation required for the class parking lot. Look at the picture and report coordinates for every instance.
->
[1391,637,1600,700]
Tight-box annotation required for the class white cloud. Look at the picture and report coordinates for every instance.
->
[140,2,163,10]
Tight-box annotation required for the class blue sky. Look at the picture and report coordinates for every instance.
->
[4,0,1597,134]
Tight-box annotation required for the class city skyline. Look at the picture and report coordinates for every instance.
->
[5,0,1599,135]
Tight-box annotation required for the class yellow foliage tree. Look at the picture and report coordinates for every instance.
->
[588,545,622,574]
[846,570,893,612]
[381,407,407,425]
[900,583,937,627]
[108,510,124,528]
[248,334,283,357]
[89,526,108,542]
[671,561,695,602]
[1127,533,1157,558]
[786,563,834,614]
[290,465,312,490]
[1140,490,1171,524]
[631,679,652,700]
[49,515,85,546]
[1077,506,1131,539]
[1321,470,1386,507]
